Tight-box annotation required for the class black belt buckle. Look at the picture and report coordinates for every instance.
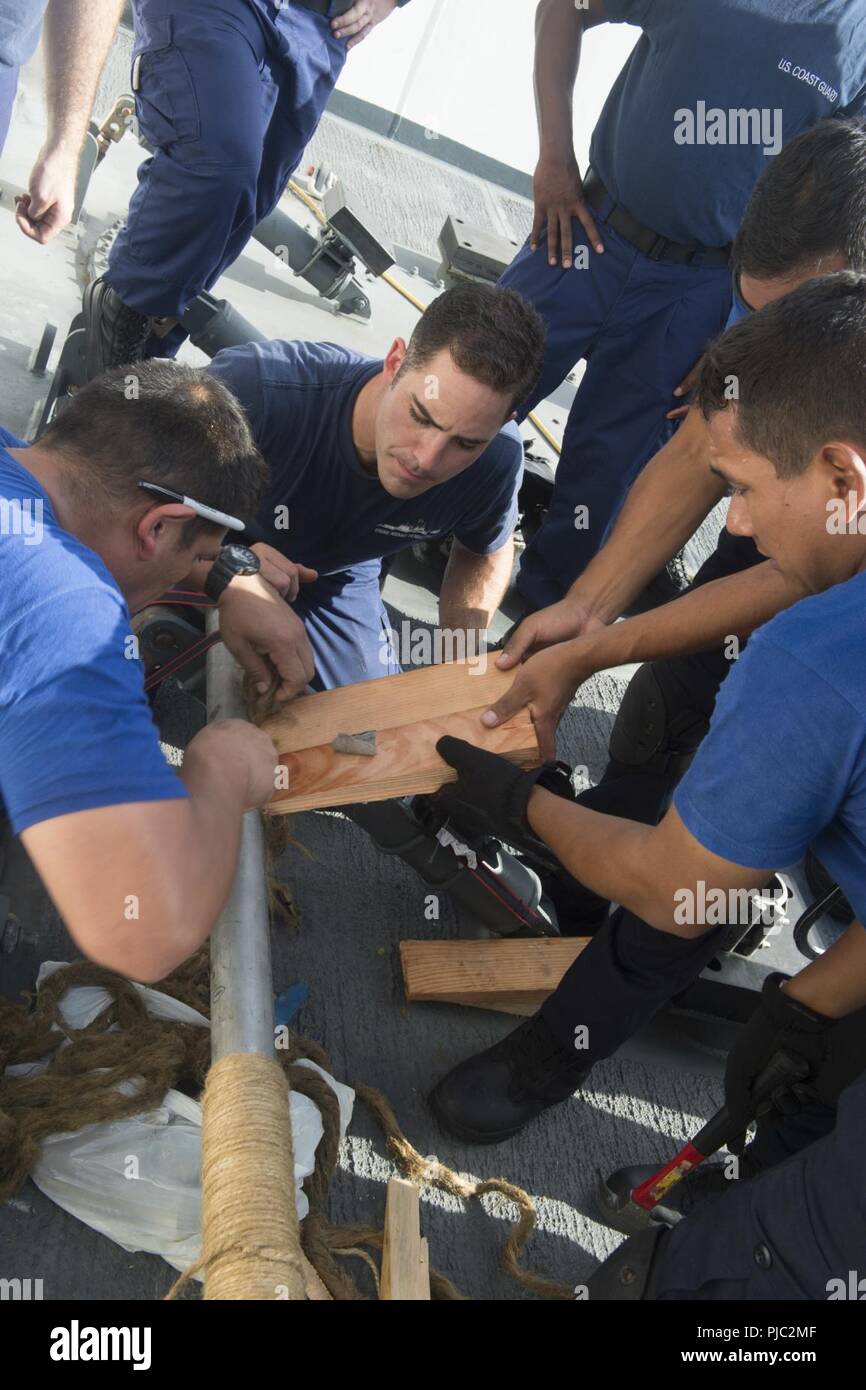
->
[647,234,671,262]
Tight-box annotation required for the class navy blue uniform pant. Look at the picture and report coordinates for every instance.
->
[293,565,400,691]
[107,0,345,321]
[499,199,732,608]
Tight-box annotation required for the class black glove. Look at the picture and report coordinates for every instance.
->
[724,972,834,1151]
[434,735,575,845]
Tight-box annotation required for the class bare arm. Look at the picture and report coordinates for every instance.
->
[784,920,866,1019]
[498,409,727,675]
[485,557,808,758]
[439,538,514,639]
[16,0,123,243]
[20,720,278,983]
[182,545,318,700]
[528,793,771,934]
[532,0,609,263]
[567,409,727,624]
[530,788,866,1018]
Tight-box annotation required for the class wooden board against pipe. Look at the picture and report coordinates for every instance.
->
[260,659,522,755]
[400,937,590,1017]
[380,1178,430,1301]
[268,705,539,815]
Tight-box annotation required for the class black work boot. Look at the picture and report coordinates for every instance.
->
[429,1011,589,1144]
[83,277,151,379]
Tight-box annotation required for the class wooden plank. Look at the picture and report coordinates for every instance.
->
[267,703,538,814]
[380,1178,430,1301]
[400,937,590,1017]
[259,659,521,755]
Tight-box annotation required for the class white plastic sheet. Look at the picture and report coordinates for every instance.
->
[10,962,353,1277]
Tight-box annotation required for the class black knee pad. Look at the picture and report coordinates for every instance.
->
[608,662,710,775]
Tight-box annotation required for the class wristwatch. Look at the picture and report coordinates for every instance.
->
[204,543,261,602]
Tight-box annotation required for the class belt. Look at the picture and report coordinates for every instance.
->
[583,168,731,268]
[293,0,354,15]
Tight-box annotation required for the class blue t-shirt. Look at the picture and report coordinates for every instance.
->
[591,0,866,248]
[206,339,523,574]
[0,0,47,68]
[675,571,866,926]
[0,430,187,836]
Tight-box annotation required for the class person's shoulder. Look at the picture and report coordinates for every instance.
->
[0,425,26,453]
[750,571,866,700]
[212,338,375,389]
[3,523,127,642]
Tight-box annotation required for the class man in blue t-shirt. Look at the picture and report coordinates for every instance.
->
[205,282,545,693]
[504,0,866,607]
[0,360,286,984]
[425,275,866,1289]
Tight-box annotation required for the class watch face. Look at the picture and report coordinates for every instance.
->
[223,544,258,570]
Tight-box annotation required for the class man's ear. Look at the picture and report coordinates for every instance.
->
[382,337,407,383]
[135,503,196,559]
[824,443,866,529]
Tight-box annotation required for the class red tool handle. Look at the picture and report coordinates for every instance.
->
[630,1047,810,1212]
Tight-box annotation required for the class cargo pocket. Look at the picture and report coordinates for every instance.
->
[132,43,201,148]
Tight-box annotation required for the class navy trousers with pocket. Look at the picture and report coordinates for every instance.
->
[498,200,732,608]
[107,0,346,318]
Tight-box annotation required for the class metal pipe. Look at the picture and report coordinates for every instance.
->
[205,613,275,1062]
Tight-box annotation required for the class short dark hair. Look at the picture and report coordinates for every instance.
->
[396,282,546,413]
[697,271,866,477]
[40,360,266,539]
[733,118,866,282]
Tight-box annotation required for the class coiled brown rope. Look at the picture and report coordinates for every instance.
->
[2,956,573,1299]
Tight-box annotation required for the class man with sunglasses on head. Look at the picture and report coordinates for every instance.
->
[0,360,283,984]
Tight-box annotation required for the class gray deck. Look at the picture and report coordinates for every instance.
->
[0,48,812,1301]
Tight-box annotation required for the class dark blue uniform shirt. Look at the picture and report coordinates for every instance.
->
[676,570,866,928]
[592,0,866,247]
[206,339,523,575]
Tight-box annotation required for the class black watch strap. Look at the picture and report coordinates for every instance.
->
[204,546,259,602]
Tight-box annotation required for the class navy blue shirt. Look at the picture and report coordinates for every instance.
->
[0,0,47,68]
[675,570,866,928]
[592,0,866,247]
[206,339,523,575]
[0,429,187,835]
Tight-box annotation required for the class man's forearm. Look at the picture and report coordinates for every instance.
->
[569,410,726,624]
[526,789,771,934]
[528,785,657,919]
[784,920,866,1019]
[534,0,585,156]
[534,0,607,158]
[42,0,123,155]
[439,539,514,637]
[556,557,808,683]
